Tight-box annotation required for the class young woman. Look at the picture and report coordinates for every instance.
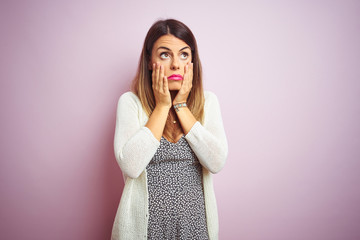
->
[111,18,228,240]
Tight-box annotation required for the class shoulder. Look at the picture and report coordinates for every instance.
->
[116,91,144,114]
[118,91,141,106]
[204,90,220,108]
[204,90,217,100]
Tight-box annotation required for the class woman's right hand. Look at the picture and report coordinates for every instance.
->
[152,62,171,108]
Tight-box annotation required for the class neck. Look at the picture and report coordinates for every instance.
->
[169,90,178,101]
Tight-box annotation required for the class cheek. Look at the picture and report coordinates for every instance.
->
[162,63,171,74]
[184,60,191,66]
[150,57,158,65]
[150,55,161,66]
[180,61,190,71]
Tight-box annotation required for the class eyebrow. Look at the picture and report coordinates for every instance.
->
[157,46,190,52]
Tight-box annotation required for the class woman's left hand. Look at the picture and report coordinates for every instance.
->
[173,62,193,104]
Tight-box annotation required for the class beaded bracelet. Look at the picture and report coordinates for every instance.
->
[173,102,187,112]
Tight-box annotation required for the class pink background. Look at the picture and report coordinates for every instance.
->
[1,0,360,239]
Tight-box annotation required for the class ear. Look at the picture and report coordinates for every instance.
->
[148,62,153,70]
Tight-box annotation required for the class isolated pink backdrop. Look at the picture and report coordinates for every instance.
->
[1,0,360,239]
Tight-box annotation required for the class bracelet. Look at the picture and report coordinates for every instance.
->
[173,102,187,112]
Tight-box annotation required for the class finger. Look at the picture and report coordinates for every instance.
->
[184,63,189,74]
[159,64,164,91]
[163,75,169,92]
[182,63,187,81]
[152,63,156,88]
[186,62,193,81]
[189,62,193,83]
[156,62,161,89]
[188,62,193,73]
[183,63,192,90]
[184,63,190,84]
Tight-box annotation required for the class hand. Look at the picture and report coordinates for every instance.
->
[152,62,172,108]
[173,62,193,104]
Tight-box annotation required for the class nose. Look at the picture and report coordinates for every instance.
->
[170,57,180,70]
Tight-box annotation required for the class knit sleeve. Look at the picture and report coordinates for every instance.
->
[113,92,160,179]
[185,91,228,173]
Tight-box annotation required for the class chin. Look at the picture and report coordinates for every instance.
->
[168,81,182,91]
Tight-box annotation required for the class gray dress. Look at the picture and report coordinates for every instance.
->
[146,135,209,240]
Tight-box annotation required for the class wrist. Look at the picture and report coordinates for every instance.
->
[173,98,187,104]
[155,104,171,112]
[173,95,188,105]
[173,102,187,112]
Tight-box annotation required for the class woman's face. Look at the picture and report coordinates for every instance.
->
[150,34,192,91]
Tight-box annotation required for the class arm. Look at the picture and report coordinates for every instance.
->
[145,63,171,140]
[173,63,228,173]
[114,63,171,179]
[184,91,228,173]
[113,92,160,179]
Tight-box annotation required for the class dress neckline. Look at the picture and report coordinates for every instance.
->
[161,135,185,144]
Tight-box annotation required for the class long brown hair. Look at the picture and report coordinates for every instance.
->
[132,19,205,139]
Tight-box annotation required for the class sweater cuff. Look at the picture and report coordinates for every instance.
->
[185,121,203,142]
[142,126,161,146]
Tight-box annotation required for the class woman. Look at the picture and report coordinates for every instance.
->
[112,19,228,240]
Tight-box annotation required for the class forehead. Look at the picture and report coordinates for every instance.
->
[153,34,190,51]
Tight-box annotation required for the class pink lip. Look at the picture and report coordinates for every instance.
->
[168,74,183,81]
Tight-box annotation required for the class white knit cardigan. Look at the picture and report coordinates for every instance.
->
[111,90,228,240]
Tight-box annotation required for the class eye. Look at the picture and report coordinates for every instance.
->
[180,52,189,60]
[160,52,170,59]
